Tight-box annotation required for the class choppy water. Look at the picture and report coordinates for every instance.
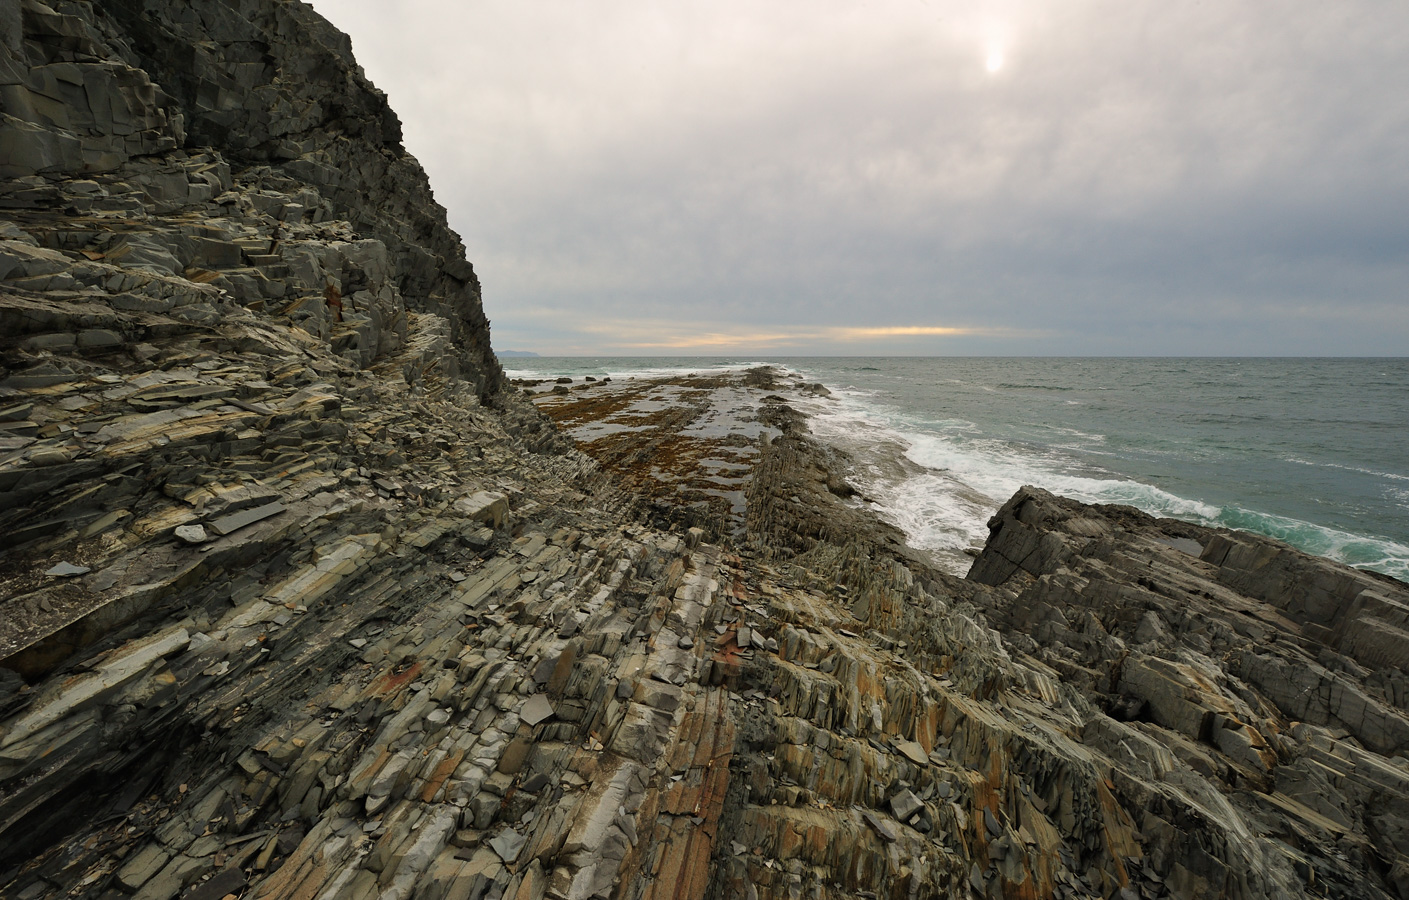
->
[504,356,1409,581]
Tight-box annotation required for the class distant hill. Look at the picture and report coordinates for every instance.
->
[495,350,540,358]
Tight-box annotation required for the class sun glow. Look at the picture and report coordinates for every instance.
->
[985,43,1005,73]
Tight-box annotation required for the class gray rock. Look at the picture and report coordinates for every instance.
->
[895,740,928,765]
[28,448,72,466]
[208,501,285,536]
[488,828,525,864]
[889,789,923,822]
[861,809,898,843]
[45,561,90,577]
[520,694,554,726]
[984,807,1002,837]
[174,524,208,544]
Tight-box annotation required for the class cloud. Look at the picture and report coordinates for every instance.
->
[310,0,1409,355]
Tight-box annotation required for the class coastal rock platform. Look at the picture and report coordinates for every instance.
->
[2,2,1409,899]
[532,368,1409,900]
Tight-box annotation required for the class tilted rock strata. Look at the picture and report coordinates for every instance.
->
[4,1,1409,899]
[2,0,499,396]
[968,486,1409,899]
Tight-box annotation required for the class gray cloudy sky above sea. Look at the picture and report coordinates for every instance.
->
[307,1,1409,356]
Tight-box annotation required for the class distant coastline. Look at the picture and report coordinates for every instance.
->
[495,349,540,357]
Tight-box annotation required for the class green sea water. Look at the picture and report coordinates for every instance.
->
[503,357,1409,580]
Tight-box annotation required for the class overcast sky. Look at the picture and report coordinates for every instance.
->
[307,1,1409,356]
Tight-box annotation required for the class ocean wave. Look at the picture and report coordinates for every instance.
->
[798,368,1409,582]
[995,382,1074,391]
[893,430,1222,521]
[1030,424,1107,444]
[1282,457,1409,482]
[804,388,1212,568]
[1215,507,1409,582]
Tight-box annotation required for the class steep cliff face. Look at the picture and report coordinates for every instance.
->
[1,0,500,395]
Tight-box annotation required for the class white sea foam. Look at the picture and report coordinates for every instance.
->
[803,376,1409,578]
[899,430,1225,520]
[1282,457,1409,482]
[1218,507,1409,582]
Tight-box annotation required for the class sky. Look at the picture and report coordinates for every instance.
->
[307,1,1409,356]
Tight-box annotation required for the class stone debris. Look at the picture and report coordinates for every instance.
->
[889,788,924,822]
[895,739,929,765]
[519,693,555,727]
[488,828,526,863]
[207,500,285,536]
[42,561,89,577]
[173,523,208,544]
[1,2,1407,900]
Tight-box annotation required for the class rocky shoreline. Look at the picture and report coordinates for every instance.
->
[531,366,1409,900]
[4,3,1409,899]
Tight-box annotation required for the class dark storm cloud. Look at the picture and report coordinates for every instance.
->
[309,1,1409,355]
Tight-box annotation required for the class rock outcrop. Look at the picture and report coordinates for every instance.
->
[966,486,1409,899]
[537,375,1409,900]
[1,0,499,396]
[4,3,1409,900]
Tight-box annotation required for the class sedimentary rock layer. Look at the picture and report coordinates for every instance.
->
[4,2,1409,899]
[533,373,1409,900]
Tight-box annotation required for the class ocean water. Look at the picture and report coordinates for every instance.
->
[504,357,1409,581]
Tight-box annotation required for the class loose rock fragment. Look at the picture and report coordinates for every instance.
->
[208,502,286,536]
[174,524,208,544]
[44,562,89,577]
[520,694,555,726]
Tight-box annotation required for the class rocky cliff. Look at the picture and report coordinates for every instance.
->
[4,3,1409,900]
[1,0,499,394]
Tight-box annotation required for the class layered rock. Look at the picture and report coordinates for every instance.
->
[4,2,1409,900]
[1,0,499,396]
[539,376,1409,900]
[966,487,1409,898]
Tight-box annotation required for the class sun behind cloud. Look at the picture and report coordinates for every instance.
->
[986,43,1005,73]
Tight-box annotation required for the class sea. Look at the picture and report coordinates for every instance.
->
[502,357,1409,582]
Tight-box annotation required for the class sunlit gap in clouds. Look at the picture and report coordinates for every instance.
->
[556,320,1031,353]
